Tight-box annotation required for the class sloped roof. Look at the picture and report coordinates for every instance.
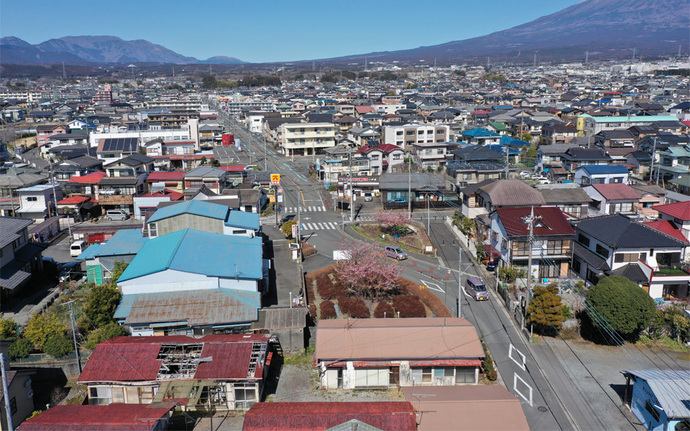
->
[479,180,546,207]
[19,403,175,431]
[579,165,630,175]
[643,220,688,242]
[145,171,185,182]
[652,201,690,221]
[243,402,417,431]
[574,214,688,248]
[0,216,33,249]
[611,263,650,284]
[117,229,263,282]
[622,370,690,419]
[78,334,269,383]
[115,288,260,326]
[589,183,640,201]
[451,145,503,162]
[461,128,499,137]
[496,207,574,238]
[67,171,106,184]
[57,195,90,205]
[83,229,148,258]
[225,209,260,230]
[315,318,483,361]
[147,199,228,223]
[536,184,591,205]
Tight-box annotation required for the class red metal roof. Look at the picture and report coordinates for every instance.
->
[496,207,574,238]
[590,183,640,201]
[146,171,185,182]
[139,189,184,200]
[57,195,91,205]
[220,165,246,172]
[652,201,690,221]
[67,171,106,184]
[78,334,269,383]
[643,220,688,242]
[19,403,175,431]
[243,402,417,431]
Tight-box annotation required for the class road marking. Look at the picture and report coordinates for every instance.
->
[513,373,533,407]
[421,280,445,293]
[509,344,527,371]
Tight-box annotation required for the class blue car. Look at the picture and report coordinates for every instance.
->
[388,197,406,203]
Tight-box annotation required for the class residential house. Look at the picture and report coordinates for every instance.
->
[409,141,453,170]
[572,214,689,299]
[133,189,184,220]
[459,128,501,146]
[147,199,260,238]
[542,124,578,145]
[561,147,612,172]
[53,155,102,182]
[96,137,140,165]
[0,342,34,430]
[315,318,483,389]
[0,217,44,302]
[243,402,417,431]
[97,175,147,215]
[536,183,592,219]
[77,335,273,410]
[573,165,630,186]
[145,171,185,193]
[536,144,574,174]
[583,183,641,216]
[347,126,380,146]
[651,200,690,240]
[19,403,175,431]
[78,229,149,284]
[446,145,506,191]
[594,129,636,148]
[382,123,449,150]
[104,153,154,178]
[65,171,105,199]
[16,184,62,221]
[35,124,66,147]
[458,179,497,218]
[475,180,546,213]
[358,144,404,175]
[184,165,230,195]
[378,173,455,210]
[489,207,574,279]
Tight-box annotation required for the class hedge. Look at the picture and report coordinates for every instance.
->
[392,295,426,318]
[374,302,395,318]
[320,300,336,319]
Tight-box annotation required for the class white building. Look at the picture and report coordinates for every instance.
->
[279,122,336,157]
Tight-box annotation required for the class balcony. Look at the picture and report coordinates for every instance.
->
[98,194,133,205]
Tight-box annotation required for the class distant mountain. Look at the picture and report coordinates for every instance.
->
[0,36,246,65]
[328,0,689,63]
[200,56,245,65]
[0,37,86,65]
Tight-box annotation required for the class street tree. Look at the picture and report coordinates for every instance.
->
[24,313,67,350]
[374,210,411,236]
[527,284,566,336]
[334,242,400,299]
[586,276,656,342]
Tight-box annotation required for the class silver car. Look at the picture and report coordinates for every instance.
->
[384,245,407,260]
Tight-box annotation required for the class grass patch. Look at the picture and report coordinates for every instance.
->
[637,335,689,353]
[352,225,421,255]
[283,346,314,367]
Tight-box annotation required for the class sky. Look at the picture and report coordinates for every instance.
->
[1,0,581,63]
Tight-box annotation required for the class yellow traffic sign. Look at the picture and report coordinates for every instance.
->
[269,195,276,203]
[270,174,281,185]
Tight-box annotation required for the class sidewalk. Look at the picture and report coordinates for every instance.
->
[261,223,302,308]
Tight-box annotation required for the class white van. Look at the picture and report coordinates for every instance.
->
[70,240,86,257]
[106,210,128,221]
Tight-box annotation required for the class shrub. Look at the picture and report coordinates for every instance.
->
[374,302,395,318]
[398,277,451,317]
[309,304,317,320]
[526,284,566,336]
[24,313,67,350]
[43,332,74,358]
[8,338,33,360]
[339,297,370,318]
[498,266,526,284]
[320,301,336,319]
[83,322,126,350]
[392,295,426,318]
[82,283,121,328]
[281,220,297,238]
[481,342,497,381]
[316,275,335,300]
[0,317,19,341]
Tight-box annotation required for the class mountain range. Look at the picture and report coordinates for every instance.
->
[0,35,245,65]
[1,0,687,66]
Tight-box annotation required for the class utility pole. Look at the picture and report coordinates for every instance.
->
[522,206,540,330]
[407,155,412,218]
[349,148,354,222]
[457,247,462,318]
[1,353,14,431]
[66,301,82,374]
[426,193,430,237]
[650,137,657,184]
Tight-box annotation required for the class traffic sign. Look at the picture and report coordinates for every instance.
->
[269,195,276,203]
[271,174,281,185]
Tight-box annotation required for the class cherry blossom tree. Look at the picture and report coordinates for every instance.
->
[334,242,401,299]
[374,210,412,236]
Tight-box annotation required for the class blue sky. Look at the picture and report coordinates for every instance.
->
[1,0,580,63]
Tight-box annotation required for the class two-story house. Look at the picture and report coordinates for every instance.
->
[184,165,230,195]
[489,207,574,280]
[96,137,140,165]
[573,165,630,186]
[446,145,506,192]
[583,183,641,216]
[0,217,44,302]
[35,124,66,148]
[16,184,62,222]
[357,144,404,175]
[104,154,155,178]
[536,183,592,219]
[572,214,689,299]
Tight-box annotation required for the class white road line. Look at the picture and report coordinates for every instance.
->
[421,280,445,294]
[328,222,337,229]
[303,223,313,230]
[317,222,326,230]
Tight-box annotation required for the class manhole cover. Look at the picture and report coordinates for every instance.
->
[537,406,548,412]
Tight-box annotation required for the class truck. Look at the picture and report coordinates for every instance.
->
[221,133,235,146]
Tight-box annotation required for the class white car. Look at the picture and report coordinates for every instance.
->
[519,171,532,178]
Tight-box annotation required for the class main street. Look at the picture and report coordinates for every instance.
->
[212,104,609,431]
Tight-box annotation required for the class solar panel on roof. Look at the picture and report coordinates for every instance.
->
[103,137,138,152]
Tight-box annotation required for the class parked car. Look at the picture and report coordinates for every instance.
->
[384,245,407,260]
[363,192,373,202]
[465,276,489,301]
[388,197,406,203]
[69,240,86,257]
[106,210,128,221]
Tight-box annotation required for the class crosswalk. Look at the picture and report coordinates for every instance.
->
[300,216,375,231]
[284,206,327,213]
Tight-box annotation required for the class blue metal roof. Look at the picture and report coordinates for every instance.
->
[117,229,263,282]
[499,135,530,146]
[485,144,520,155]
[147,200,228,223]
[461,128,500,138]
[225,210,260,230]
[579,165,630,175]
[90,229,148,257]
[77,243,103,260]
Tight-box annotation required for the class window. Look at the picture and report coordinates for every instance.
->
[595,244,609,258]
[491,231,498,242]
[645,400,661,422]
[455,367,475,384]
[614,253,643,263]
[234,384,258,409]
[89,387,112,405]
[392,154,401,160]
[148,223,157,237]
[139,387,156,403]
[437,148,444,154]
[417,130,424,135]
[513,241,530,257]
[396,131,403,136]
[501,239,508,251]
[27,197,37,202]
[111,387,125,403]
[547,240,570,255]
[9,397,16,415]
[422,367,432,383]
[577,234,590,247]
[355,369,389,387]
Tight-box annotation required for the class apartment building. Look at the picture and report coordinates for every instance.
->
[382,123,450,150]
[279,122,336,157]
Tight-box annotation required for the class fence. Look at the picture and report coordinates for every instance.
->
[444,216,477,257]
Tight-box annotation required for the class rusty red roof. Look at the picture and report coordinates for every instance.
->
[243,402,417,431]
[496,207,574,238]
[145,171,185,182]
[652,201,690,221]
[57,195,91,205]
[220,165,246,172]
[78,334,269,383]
[19,403,175,431]
[138,189,184,200]
[67,171,106,184]
[590,183,640,201]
